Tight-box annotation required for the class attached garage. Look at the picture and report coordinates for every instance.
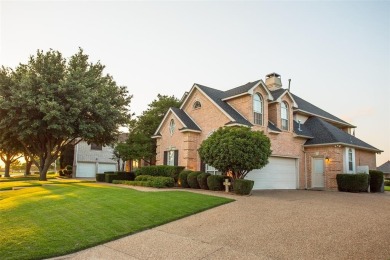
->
[245,157,298,190]
[76,162,116,178]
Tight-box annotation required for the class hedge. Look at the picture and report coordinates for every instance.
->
[207,175,225,191]
[187,171,202,189]
[336,173,369,193]
[103,171,135,183]
[233,179,254,195]
[96,173,105,182]
[197,172,211,190]
[135,165,185,182]
[385,180,390,186]
[369,170,384,193]
[112,176,174,188]
[179,170,192,188]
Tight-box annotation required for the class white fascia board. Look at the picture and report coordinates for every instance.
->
[303,143,382,153]
[179,129,202,133]
[221,92,247,101]
[294,109,356,128]
[250,80,274,101]
[192,84,235,121]
[179,84,197,110]
[225,123,251,127]
[153,108,175,136]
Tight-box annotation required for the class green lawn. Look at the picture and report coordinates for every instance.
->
[385,186,390,191]
[0,181,233,260]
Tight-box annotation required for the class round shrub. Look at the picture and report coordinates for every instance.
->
[179,170,192,188]
[197,172,211,190]
[369,170,384,193]
[207,175,225,191]
[135,175,154,181]
[187,171,202,189]
[233,179,254,195]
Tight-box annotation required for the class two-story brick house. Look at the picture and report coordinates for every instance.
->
[153,73,382,190]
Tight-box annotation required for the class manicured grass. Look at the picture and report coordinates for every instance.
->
[385,186,390,191]
[0,182,233,260]
[0,178,94,190]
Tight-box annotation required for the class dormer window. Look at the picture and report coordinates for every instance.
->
[169,119,175,136]
[253,93,263,125]
[193,100,202,109]
[281,101,289,130]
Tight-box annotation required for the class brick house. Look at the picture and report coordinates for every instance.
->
[153,73,382,190]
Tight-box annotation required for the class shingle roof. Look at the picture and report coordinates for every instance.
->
[196,84,252,126]
[293,120,313,138]
[291,93,352,126]
[222,80,262,99]
[268,121,281,132]
[171,107,201,131]
[377,161,390,173]
[270,89,286,100]
[303,117,380,151]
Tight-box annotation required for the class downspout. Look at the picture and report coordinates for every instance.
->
[303,147,307,189]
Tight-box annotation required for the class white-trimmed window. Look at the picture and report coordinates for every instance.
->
[193,100,202,109]
[206,164,220,175]
[169,119,175,136]
[253,93,263,125]
[167,150,175,166]
[344,148,355,173]
[281,101,289,130]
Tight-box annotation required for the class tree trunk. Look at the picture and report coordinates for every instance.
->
[4,162,11,177]
[24,160,33,176]
[39,157,53,181]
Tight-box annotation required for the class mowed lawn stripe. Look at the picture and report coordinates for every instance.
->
[0,183,233,260]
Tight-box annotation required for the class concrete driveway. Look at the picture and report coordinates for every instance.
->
[55,189,390,260]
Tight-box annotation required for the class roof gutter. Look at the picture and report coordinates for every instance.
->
[303,142,382,153]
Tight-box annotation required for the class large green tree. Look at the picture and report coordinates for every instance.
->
[127,94,181,164]
[198,126,272,179]
[0,49,132,180]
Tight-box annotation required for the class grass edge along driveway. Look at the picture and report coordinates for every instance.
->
[0,182,233,260]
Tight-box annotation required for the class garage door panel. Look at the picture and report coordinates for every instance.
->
[246,157,297,190]
[77,163,95,178]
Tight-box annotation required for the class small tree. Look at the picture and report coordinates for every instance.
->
[198,126,272,179]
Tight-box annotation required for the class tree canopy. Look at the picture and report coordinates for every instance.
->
[0,48,132,180]
[125,94,181,164]
[198,126,272,179]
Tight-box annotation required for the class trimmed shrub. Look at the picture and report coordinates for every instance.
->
[135,175,154,181]
[179,170,192,188]
[197,172,211,190]
[116,171,136,181]
[384,180,390,186]
[135,165,185,182]
[105,173,118,183]
[369,170,384,193]
[187,171,202,189]
[112,180,125,184]
[336,173,369,193]
[207,175,225,191]
[96,173,105,182]
[233,179,254,195]
[151,176,175,188]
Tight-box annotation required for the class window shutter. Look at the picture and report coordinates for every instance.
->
[163,151,168,165]
[174,150,179,166]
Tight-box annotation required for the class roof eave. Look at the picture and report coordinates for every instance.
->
[294,109,356,128]
[304,142,382,153]
[179,129,201,133]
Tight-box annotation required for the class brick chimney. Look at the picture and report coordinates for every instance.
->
[265,72,282,90]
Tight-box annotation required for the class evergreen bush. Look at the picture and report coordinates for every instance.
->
[197,172,211,190]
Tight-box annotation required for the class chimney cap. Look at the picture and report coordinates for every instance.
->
[266,72,281,78]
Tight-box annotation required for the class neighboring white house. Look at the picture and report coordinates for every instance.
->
[73,141,117,178]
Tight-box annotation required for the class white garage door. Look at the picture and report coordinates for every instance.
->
[98,163,117,173]
[76,163,96,178]
[76,163,117,178]
[246,157,297,190]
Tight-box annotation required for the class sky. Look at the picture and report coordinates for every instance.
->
[0,1,389,166]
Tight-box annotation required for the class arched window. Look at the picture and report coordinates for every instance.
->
[169,119,175,136]
[253,93,263,125]
[281,102,289,130]
[193,100,202,109]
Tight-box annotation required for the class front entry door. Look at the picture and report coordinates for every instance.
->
[312,158,325,188]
